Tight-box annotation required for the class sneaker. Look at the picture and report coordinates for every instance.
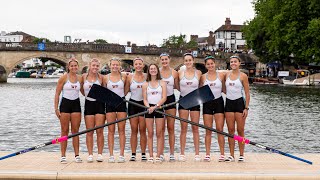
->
[118,156,125,163]
[155,157,162,163]
[203,155,210,162]
[108,156,115,163]
[238,156,245,162]
[218,155,225,162]
[225,156,235,162]
[194,155,201,162]
[60,157,67,164]
[75,155,83,163]
[169,154,175,162]
[147,157,154,163]
[87,155,93,163]
[178,154,186,162]
[160,155,165,162]
[141,154,147,162]
[96,154,104,162]
[129,155,136,162]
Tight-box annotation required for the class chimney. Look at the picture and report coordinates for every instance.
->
[225,18,231,26]
[190,35,198,41]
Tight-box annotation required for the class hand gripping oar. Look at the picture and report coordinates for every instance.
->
[0,106,146,161]
[89,85,313,165]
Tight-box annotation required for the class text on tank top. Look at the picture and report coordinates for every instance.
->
[226,72,243,100]
[130,74,145,101]
[83,74,101,101]
[107,74,125,97]
[147,81,162,105]
[179,70,199,97]
[204,72,222,99]
[62,74,80,100]
[160,68,174,96]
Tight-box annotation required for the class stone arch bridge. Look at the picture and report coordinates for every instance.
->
[0,42,230,82]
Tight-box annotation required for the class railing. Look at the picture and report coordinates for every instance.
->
[0,42,256,61]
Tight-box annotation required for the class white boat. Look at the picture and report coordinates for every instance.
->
[282,70,320,86]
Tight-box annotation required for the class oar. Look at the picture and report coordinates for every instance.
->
[90,85,313,165]
[0,110,147,161]
[88,84,214,110]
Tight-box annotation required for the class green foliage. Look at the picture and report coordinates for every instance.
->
[161,34,197,49]
[243,0,320,64]
[33,38,51,44]
[94,39,108,44]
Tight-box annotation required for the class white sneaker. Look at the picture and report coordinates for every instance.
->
[118,156,125,163]
[87,155,93,163]
[108,156,115,163]
[178,154,186,162]
[160,155,165,162]
[96,154,104,162]
[194,155,201,162]
[60,157,67,164]
[75,156,83,163]
[169,154,175,162]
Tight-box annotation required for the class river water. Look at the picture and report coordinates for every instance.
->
[0,78,319,154]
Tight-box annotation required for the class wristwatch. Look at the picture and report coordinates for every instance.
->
[244,107,249,110]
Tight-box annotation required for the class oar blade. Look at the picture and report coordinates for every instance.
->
[88,84,123,107]
[179,85,214,109]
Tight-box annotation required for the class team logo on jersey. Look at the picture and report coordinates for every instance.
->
[186,82,193,85]
[164,81,169,84]
[151,91,158,95]
[209,83,216,86]
[137,85,142,88]
[229,82,235,86]
[71,85,77,89]
[112,85,118,88]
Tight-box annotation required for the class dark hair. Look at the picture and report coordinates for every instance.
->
[146,63,161,81]
[229,55,241,62]
[183,52,194,59]
[204,55,215,64]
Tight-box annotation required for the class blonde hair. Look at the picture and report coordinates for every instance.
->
[88,58,100,74]
[67,58,79,73]
[110,57,121,65]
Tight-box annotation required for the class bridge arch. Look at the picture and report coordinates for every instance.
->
[0,65,7,83]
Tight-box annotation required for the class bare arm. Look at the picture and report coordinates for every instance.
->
[124,73,132,96]
[172,70,180,91]
[54,75,66,118]
[80,74,86,96]
[158,80,167,106]
[142,82,149,107]
[220,72,226,94]
[241,73,250,119]
[199,74,205,87]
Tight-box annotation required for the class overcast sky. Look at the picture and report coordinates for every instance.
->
[1,0,255,46]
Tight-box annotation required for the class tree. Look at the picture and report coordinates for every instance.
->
[243,0,320,64]
[94,39,108,44]
[161,34,197,49]
[33,38,51,44]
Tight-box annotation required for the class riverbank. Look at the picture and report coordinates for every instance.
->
[0,152,318,180]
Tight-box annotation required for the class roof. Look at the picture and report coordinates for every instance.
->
[7,31,35,37]
[195,37,207,43]
[214,25,244,33]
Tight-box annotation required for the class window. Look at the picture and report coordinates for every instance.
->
[231,32,236,39]
[231,43,235,50]
[218,32,222,39]
[13,38,15,41]
[241,33,245,39]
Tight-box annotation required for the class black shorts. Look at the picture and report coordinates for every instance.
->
[106,97,127,113]
[178,96,200,111]
[163,94,176,110]
[225,97,245,113]
[145,104,164,118]
[84,99,105,115]
[59,97,81,113]
[203,96,225,115]
[128,99,145,116]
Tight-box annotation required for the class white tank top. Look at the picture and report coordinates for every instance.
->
[204,72,222,99]
[106,74,125,98]
[83,74,101,101]
[130,74,145,101]
[179,70,199,97]
[226,72,244,100]
[147,81,162,105]
[62,74,80,100]
[161,68,174,96]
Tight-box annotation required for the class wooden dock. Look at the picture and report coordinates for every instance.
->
[0,152,319,179]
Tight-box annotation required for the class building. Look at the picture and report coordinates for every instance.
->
[214,18,246,51]
[190,31,215,51]
[0,31,35,43]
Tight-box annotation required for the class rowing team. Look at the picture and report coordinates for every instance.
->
[54,53,250,164]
